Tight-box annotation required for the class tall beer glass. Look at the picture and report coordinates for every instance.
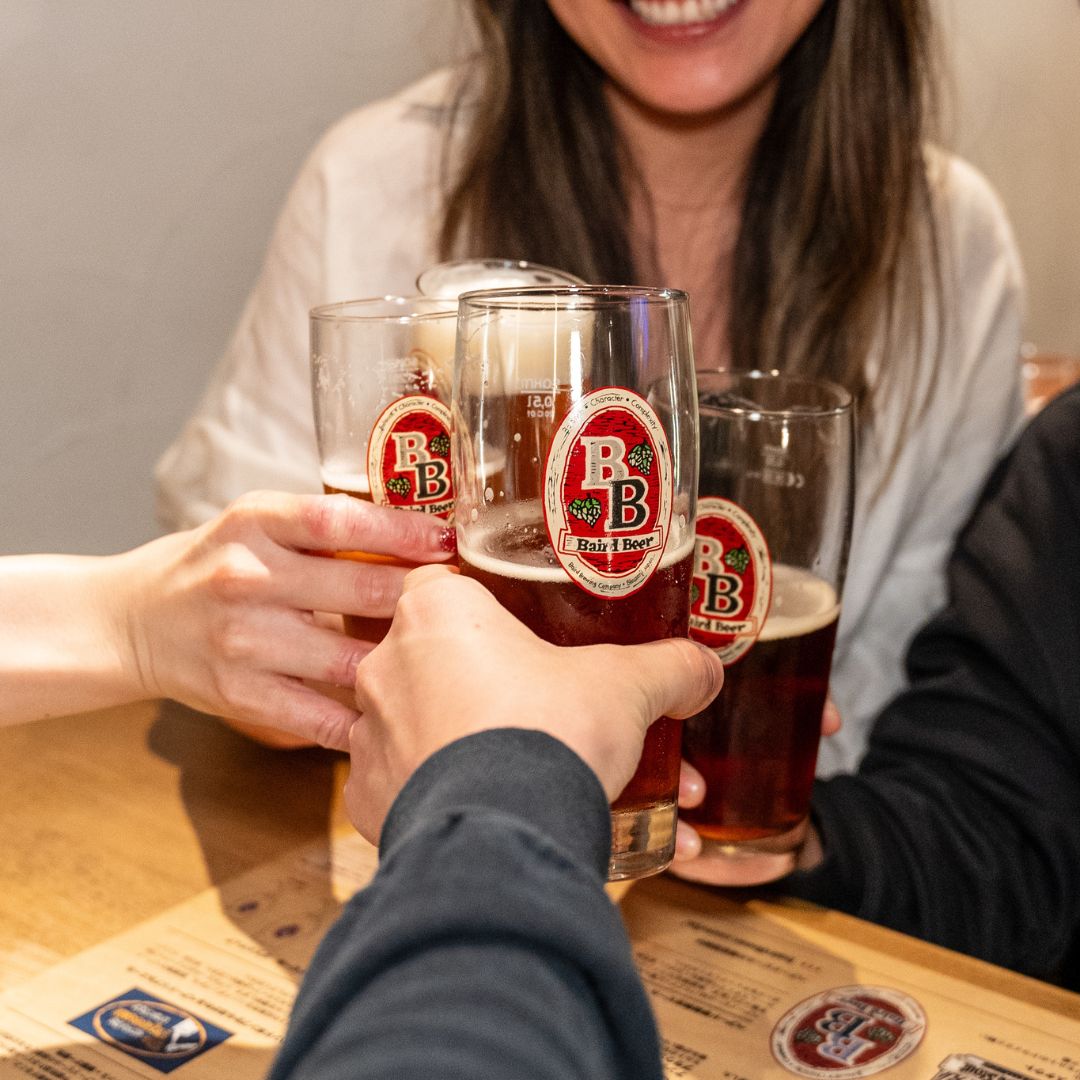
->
[681,370,854,875]
[310,296,457,643]
[417,258,585,301]
[454,286,698,880]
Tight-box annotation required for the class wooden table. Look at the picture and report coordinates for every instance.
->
[0,701,349,990]
[1,701,1077,1050]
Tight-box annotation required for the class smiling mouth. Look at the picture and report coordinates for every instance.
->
[624,0,744,27]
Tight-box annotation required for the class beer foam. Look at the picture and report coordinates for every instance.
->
[458,310,596,393]
[323,453,502,497]
[320,467,370,495]
[758,565,840,642]
[412,317,457,387]
[460,530,696,583]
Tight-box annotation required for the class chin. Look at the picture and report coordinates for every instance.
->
[602,0,773,119]
[611,68,763,122]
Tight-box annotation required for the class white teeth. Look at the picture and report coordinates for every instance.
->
[628,0,739,26]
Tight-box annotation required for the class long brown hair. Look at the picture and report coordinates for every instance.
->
[439,0,941,452]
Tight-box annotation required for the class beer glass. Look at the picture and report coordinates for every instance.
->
[417,258,585,301]
[681,370,854,874]
[453,286,698,880]
[310,296,457,642]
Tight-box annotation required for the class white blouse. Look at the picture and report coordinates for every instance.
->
[155,70,1026,775]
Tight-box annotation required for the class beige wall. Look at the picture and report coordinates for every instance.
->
[937,0,1080,354]
[0,1,462,554]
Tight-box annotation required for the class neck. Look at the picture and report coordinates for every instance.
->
[605,83,778,371]
[605,80,776,214]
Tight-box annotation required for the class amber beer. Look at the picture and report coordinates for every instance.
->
[460,523,695,810]
[682,565,840,843]
[318,469,407,643]
[500,385,574,500]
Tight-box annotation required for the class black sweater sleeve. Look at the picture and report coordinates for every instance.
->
[787,387,1080,987]
[267,729,663,1080]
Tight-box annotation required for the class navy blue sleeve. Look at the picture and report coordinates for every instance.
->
[268,728,663,1080]
[787,387,1080,986]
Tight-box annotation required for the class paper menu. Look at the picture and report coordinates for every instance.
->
[0,832,1077,1079]
[623,875,1080,1079]
[0,831,377,1079]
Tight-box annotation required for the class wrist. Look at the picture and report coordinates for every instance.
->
[0,552,150,724]
[83,551,146,704]
[94,539,169,704]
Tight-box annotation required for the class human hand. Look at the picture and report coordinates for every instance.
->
[669,697,839,885]
[344,565,724,844]
[113,491,454,749]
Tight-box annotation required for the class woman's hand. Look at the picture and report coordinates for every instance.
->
[344,565,725,844]
[115,491,454,748]
[669,698,840,885]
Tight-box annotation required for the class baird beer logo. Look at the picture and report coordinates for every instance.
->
[771,985,926,1078]
[690,497,772,664]
[544,388,672,598]
[367,395,453,517]
[69,988,232,1074]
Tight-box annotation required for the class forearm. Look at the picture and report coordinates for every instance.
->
[0,552,143,724]
[790,740,1080,980]
[271,731,662,1080]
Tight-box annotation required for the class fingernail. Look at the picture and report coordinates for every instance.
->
[674,827,701,861]
[679,773,703,802]
[436,526,457,554]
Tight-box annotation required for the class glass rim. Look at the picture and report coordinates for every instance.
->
[457,284,689,311]
[417,258,587,296]
[309,295,457,324]
[697,368,853,418]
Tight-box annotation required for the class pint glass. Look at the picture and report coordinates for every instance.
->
[453,287,698,880]
[417,258,585,301]
[681,370,854,874]
[310,296,457,643]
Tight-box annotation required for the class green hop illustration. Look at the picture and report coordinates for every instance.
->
[627,441,654,476]
[864,1027,896,1044]
[567,496,603,528]
[690,581,701,605]
[385,476,411,498]
[724,546,750,573]
[429,432,450,458]
[794,1028,823,1045]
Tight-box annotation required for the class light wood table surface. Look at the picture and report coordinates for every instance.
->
[1,700,1076,1025]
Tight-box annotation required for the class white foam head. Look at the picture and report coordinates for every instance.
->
[460,528,696,583]
[759,564,840,641]
[320,466,370,495]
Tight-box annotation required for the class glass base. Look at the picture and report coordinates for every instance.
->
[679,818,807,887]
[608,800,676,881]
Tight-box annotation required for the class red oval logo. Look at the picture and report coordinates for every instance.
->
[367,395,453,517]
[771,986,926,1077]
[544,388,672,597]
[690,497,772,664]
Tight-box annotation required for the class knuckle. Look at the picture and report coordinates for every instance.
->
[400,508,436,548]
[322,638,364,688]
[307,708,348,750]
[207,664,249,717]
[209,615,257,667]
[218,491,268,537]
[300,494,348,546]
[351,565,399,615]
[206,544,267,601]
